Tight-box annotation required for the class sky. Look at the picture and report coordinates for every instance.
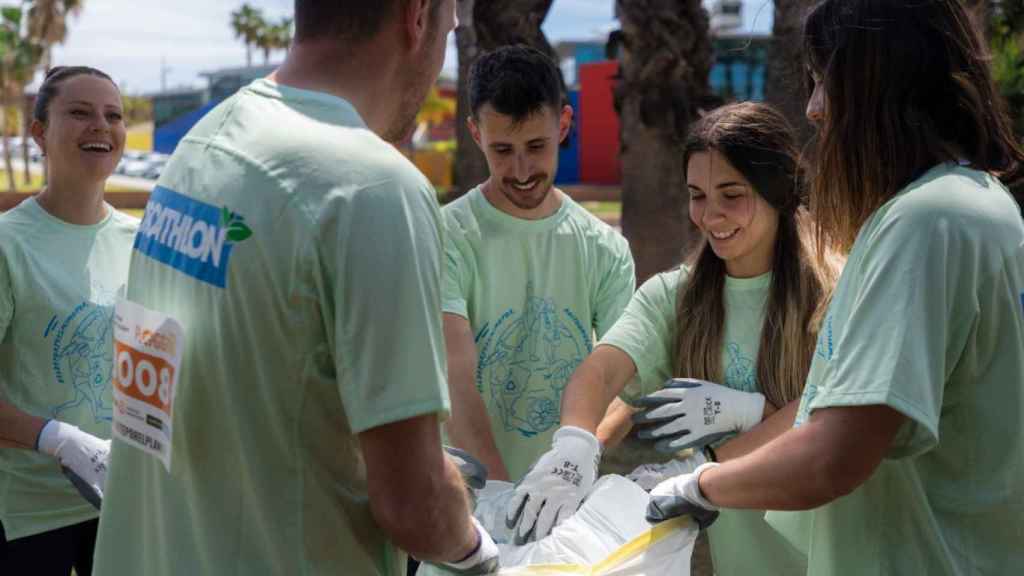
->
[47,0,774,95]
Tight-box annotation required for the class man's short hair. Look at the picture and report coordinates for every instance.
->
[295,0,437,44]
[469,45,563,122]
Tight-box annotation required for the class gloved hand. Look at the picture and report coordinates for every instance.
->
[626,449,708,492]
[36,420,109,509]
[439,516,500,575]
[505,426,601,544]
[646,462,720,530]
[445,445,489,491]
[633,378,765,453]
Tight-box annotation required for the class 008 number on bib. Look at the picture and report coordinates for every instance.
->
[112,299,185,471]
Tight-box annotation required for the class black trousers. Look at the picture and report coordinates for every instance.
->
[1,518,98,576]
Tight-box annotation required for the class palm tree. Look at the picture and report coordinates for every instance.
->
[453,0,488,200]
[273,17,293,55]
[614,0,713,283]
[451,0,563,200]
[764,0,814,146]
[255,17,291,65]
[26,0,82,184]
[25,0,81,69]
[0,5,43,192]
[230,4,265,68]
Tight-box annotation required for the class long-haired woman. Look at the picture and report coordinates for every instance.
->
[639,2,1024,574]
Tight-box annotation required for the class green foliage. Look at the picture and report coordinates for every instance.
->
[991,1,1024,134]
[232,3,292,66]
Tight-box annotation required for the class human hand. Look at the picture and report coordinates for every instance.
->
[36,420,109,509]
[633,378,765,453]
[439,516,500,575]
[626,449,709,492]
[645,462,720,529]
[504,426,600,544]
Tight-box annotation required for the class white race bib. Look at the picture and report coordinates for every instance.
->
[111,299,184,471]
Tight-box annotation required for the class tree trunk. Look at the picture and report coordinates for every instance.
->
[21,93,30,184]
[764,0,815,147]
[451,0,564,200]
[2,128,17,193]
[615,0,710,284]
[452,0,488,200]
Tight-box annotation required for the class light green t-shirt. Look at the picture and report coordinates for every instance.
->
[0,199,137,540]
[600,267,807,576]
[441,186,634,480]
[93,80,450,576]
[768,164,1024,575]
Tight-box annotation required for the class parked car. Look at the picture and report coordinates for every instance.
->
[141,155,169,181]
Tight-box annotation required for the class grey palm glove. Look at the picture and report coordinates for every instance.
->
[36,420,109,510]
[626,449,709,492]
[645,462,720,530]
[438,516,500,575]
[444,446,489,491]
[633,378,766,453]
[505,426,601,544]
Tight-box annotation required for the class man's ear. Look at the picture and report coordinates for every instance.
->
[401,0,432,53]
[558,105,573,145]
[468,115,483,149]
[30,120,46,156]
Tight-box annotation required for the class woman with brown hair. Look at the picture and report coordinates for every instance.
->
[504,101,834,575]
[640,1,1024,574]
[0,66,137,575]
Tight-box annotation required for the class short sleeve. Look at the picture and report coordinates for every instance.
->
[0,251,12,340]
[593,234,636,338]
[808,206,963,459]
[440,221,471,319]
[599,270,680,406]
[319,175,450,434]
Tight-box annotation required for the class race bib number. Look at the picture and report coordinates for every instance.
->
[111,299,184,471]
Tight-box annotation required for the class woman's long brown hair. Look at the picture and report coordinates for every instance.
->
[675,103,836,408]
[804,0,1024,253]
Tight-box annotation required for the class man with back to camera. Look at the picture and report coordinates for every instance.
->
[442,45,636,543]
[92,1,498,574]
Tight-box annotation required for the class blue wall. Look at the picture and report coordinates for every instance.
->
[556,90,580,184]
[153,98,225,155]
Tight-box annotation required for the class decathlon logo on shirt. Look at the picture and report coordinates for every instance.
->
[134,186,254,288]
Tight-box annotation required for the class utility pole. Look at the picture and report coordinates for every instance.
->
[160,57,172,92]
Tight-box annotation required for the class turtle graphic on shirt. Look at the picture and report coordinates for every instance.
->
[724,342,756,392]
[50,301,115,423]
[477,285,590,438]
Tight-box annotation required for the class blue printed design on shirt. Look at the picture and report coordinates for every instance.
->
[475,285,591,438]
[723,342,756,392]
[49,300,115,423]
[815,314,835,361]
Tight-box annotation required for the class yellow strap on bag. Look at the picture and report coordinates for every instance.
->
[497,516,693,576]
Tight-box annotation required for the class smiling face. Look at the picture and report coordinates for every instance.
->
[470,102,572,218]
[687,149,779,278]
[32,74,125,185]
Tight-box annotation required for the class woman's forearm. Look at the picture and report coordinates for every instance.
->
[0,400,48,449]
[714,399,798,461]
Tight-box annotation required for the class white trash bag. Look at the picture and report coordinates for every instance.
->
[420,475,697,575]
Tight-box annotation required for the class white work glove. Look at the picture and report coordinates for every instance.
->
[633,378,766,453]
[505,425,601,544]
[645,462,720,530]
[627,449,709,492]
[36,420,109,509]
[437,516,500,575]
